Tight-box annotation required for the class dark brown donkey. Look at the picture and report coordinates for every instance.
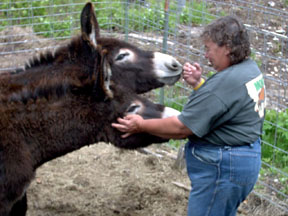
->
[0,2,181,216]
[0,3,182,96]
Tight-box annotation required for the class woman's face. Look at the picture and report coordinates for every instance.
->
[204,39,231,72]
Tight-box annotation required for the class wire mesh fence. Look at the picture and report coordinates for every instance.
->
[0,0,287,214]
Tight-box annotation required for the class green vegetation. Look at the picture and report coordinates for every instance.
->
[0,0,81,37]
[0,0,215,37]
[258,109,288,197]
[206,70,216,78]
[250,50,262,68]
[262,109,288,171]
[91,0,217,33]
[177,1,223,26]
[168,139,187,149]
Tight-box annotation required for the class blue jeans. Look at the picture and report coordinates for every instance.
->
[185,138,261,216]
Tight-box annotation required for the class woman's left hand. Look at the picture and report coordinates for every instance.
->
[111,114,144,138]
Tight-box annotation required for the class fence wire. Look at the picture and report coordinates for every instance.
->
[0,0,287,214]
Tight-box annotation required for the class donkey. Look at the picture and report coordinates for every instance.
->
[0,3,182,96]
[0,75,178,216]
[0,2,182,216]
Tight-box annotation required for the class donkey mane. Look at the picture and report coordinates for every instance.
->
[2,37,101,104]
[25,37,81,71]
[6,38,78,76]
[25,51,55,70]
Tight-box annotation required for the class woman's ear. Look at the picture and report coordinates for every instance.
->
[224,46,231,56]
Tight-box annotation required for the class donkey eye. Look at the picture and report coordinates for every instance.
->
[126,104,141,114]
[115,52,129,61]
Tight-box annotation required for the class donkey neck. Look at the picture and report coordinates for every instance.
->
[1,97,109,168]
[0,43,97,104]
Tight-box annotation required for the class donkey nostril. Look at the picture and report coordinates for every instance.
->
[165,61,180,71]
[171,60,181,70]
[172,62,179,68]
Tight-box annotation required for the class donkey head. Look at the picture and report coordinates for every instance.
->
[75,40,181,148]
[80,2,182,94]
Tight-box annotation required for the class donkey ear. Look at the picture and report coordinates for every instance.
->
[80,2,100,47]
[101,51,113,99]
[93,50,113,100]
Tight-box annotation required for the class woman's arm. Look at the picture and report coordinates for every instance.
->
[111,115,193,139]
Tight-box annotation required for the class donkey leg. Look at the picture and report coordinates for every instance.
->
[9,193,27,216]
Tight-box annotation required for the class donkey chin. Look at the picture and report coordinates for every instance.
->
[112,105,181,150]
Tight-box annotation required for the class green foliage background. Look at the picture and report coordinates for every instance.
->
[262,109,288,172]
[0,0,214,37]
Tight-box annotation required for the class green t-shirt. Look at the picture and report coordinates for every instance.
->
[178,59,266,146]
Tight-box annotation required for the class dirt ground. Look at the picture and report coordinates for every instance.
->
[26,143,189,216]
[25,143,288,216]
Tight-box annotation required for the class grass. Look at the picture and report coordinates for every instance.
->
[0,0,216,37]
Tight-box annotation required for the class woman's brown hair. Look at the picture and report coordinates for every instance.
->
[201,16,251,65]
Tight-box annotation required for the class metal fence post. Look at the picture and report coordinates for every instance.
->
[160,0,170,105]
[124,0,129,42]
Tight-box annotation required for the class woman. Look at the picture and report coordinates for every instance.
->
[112,16,266,216]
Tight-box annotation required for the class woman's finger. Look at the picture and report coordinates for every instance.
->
[121,132,132,138]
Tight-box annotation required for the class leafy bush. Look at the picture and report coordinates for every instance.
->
[177,1,217,25]
[1,0,214,36]
[0,0,81,37]
[262,109,288,171]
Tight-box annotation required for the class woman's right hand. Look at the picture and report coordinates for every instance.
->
[182,62,203,88]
